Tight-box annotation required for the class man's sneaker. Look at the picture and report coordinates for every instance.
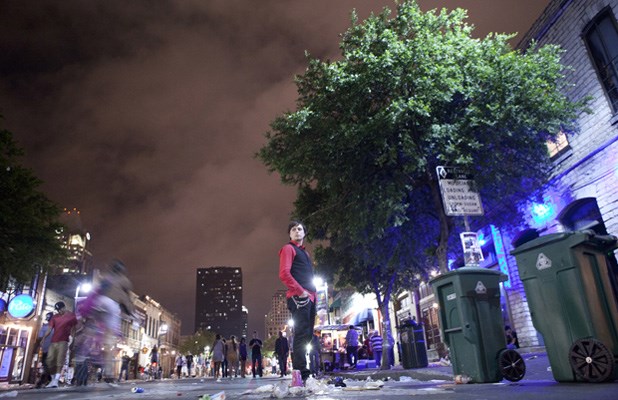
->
[216,378,221,382]
[46,380,59,388]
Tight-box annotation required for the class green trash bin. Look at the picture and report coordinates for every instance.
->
[511,231,618,382]
[430,268,525,383]
[398,322,428,369]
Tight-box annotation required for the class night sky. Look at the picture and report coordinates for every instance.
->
[0,0,551,335]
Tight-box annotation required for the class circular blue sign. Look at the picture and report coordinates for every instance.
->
[8,294,35,318]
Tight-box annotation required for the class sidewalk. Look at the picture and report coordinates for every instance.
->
[330,349,552,383]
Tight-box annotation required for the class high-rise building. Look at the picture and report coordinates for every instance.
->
[56,207,92,275]
[264,290,291,339]
[195,266,243,336]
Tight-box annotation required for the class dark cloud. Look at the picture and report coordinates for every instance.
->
[0,0,550,334]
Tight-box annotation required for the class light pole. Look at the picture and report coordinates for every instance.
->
[158,323,168,378]
[313,277,330,325]
[74,282,92,317]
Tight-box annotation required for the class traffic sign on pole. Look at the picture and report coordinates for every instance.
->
[436,166,484,216]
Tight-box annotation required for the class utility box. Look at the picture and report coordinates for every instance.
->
[512,230,618,382]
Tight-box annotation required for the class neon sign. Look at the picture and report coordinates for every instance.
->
[8,294,35,318]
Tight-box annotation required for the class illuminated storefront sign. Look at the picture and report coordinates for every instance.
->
[7,294,35,319]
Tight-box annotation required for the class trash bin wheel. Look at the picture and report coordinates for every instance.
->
[498,349,526,382]
[569,338,615,383]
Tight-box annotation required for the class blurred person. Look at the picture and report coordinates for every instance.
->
[239,337,248,378]
[119,352,131,381]
[309,329,321,377]
[249,331,263,378]
[226,335,239,378]
[505,325,520,349]
[369,331,383,367]
[210,334,225,382]
[186,352,194,377]
[278,221,316,383]
[80,259,135,383]
[345,325,359,368]
[274,331,289,377]
[175,353,183,378]
[40,301,78,388]
[34,312,54,388]
[221,338,228,378]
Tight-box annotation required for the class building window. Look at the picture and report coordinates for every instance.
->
[547,130,570,158]
[584,8,618,112]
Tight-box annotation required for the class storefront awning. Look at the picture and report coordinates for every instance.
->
[351,308,374,325]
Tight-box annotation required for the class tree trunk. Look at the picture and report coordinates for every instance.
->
[429,171,453,274]
[372,270,397,370]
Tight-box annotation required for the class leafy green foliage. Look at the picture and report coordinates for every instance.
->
[179,329,217,356]
[259,1,584,298]
[0,120,67,290]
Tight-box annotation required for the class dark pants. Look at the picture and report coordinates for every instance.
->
[277,354,288,376]
[251,355,262,377]
[309,352,320,375]
[287,297,316,380]
[346,346,358,367]
[119,364,129,381]
[75,361,90,386]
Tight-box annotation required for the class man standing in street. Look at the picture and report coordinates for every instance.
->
[279,221,316,384]
[34,312,54,388]
[248,331,263,378]
[40,301,78,388]
[274,331,289,377]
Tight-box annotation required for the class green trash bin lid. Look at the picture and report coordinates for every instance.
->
[510,232,586,255]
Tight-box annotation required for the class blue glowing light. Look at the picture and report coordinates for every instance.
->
[477,231,487,247]
[8,294,35,319]
[531,200,555,226]
[491,225,511,288]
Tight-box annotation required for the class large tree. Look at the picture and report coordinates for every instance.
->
[258,0,585,367]
[0,118,66,291]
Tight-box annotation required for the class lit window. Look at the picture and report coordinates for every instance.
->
[547,130,569,158]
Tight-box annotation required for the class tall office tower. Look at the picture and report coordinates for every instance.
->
[57,207,93,275]
[195,266,243,336]
[264,290,291,339]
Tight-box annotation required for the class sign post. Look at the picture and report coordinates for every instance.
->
[436,166,485,267]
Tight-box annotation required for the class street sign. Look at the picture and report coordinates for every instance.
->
[436,166,484,216]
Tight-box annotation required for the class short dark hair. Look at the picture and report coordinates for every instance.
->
[54,301,66,311]
[288,221,307,235]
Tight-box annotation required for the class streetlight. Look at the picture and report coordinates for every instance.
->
[74,282,92,318]
[313,277,330,325]
[157,323,168,379]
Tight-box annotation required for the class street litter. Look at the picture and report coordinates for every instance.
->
[131,387,145,393]
[527,355,538,360]
[0,391,18,398]
[198,391,225,400]
[454,375,471,384]
[399,376,414,382]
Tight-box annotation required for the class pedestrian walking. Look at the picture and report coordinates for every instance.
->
[119,352,131,381]
[309,329,321,377]
[239,337,248,378]
[249,331,263,378]
[34,312,54,388]
[345,325,359,368]
[40,301,78,388]
[274,331,289,377]
[210,334,225,382]
[226,336,239,378]
[370,331,383,367]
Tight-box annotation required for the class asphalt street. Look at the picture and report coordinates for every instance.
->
[1,353,617,400]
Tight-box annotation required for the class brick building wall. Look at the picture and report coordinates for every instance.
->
[505,0,618,348]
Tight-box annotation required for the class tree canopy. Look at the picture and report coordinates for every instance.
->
[0,119,66,290]
[259,0,584,281]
